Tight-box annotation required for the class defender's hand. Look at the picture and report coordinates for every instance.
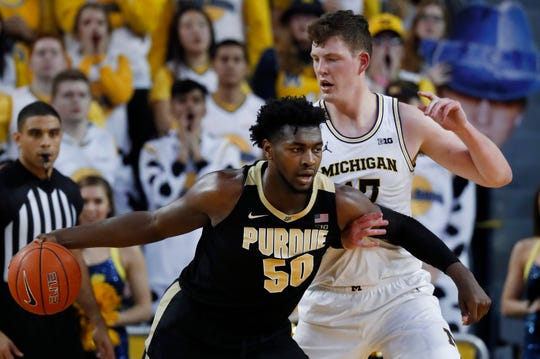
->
[342,212,388,249]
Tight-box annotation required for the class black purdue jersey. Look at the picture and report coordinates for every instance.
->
[179,160,341,334]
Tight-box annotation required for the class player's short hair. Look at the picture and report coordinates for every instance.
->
[250,96,326,148]
[17,101,61,131]
[309,10,372,56]
[51,69,90,98]
[171,79,208,100]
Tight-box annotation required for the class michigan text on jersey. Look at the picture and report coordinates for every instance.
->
[321,157,397,177]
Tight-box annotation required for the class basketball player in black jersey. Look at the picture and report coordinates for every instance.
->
[0,101,114,359]
[38,97,489,359]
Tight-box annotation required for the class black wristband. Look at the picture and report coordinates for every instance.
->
[376,206,460,272]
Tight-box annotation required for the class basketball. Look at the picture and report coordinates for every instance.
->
[7,241,82,315]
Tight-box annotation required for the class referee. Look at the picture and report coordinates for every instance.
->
[0,101,114,359]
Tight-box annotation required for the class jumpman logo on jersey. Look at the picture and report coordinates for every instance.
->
[322,141,332,153]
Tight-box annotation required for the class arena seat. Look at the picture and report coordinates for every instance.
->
[127,324,151,358]
[454,333,490,359]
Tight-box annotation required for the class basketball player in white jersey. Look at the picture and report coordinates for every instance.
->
[293,10,512,359]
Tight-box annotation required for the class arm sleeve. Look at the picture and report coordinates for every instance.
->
[378,206,459,273]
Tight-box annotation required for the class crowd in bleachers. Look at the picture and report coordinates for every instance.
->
[1,1,540,358]
[0,0,388,311]
[0,0,450,213]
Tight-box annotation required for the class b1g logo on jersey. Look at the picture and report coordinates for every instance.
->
[377,137,393,145]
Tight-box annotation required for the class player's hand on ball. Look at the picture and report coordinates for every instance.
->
[35,233,58,244]
[8,241,82,315]
[342,212,388,249]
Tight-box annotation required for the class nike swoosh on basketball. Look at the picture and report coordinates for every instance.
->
[248,212,268,219]
[23,270,37,306]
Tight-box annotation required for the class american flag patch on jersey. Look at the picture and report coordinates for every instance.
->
[314,213,329,223]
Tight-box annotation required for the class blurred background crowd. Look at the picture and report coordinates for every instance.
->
[0,0,539,358]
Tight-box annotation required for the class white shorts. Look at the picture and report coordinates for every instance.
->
[294,272,460,359]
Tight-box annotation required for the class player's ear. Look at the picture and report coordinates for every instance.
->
[13,131,21,146]
[262,139,273,159]
[357,51,370,74]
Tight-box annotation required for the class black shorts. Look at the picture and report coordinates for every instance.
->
[145,282,308,359]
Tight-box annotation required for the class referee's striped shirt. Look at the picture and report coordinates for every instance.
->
[0,160,83,282]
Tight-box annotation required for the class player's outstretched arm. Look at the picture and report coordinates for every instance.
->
[337,184,491,324]
[37,169,244,249]
[376,203,493,323]
[337,184,459,272]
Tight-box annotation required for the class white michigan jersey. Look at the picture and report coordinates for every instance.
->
[313,94,422,288]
